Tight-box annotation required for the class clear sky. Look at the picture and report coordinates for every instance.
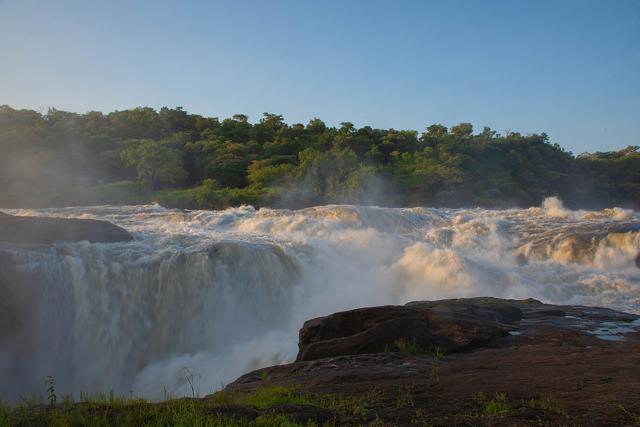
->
[1,0,638,154]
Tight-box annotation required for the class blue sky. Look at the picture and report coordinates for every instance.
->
[1,0,638,153]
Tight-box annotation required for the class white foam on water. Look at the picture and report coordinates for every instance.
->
[1,198,638,401]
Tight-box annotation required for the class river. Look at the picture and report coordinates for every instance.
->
[1,197,638,401]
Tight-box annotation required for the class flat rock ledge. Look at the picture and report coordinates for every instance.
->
[0,211,133,244]
[222,297,640,426]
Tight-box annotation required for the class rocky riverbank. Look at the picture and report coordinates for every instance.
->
[6,297,640,426]
[223,297,640,426]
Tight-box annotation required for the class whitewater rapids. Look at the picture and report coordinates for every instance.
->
[1,197,639,401]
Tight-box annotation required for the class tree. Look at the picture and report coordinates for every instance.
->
[450,123,473,138]
[247,159,292,189]
[120,139,186,190]
[185,138,250,188]
[423,124,448,139]
[306,118,327,133]
[159,107,190,137]
[260,113,285,130]
[1,103,638,210]
[371,130,419,165]
[479,126,496,139]
[294,147,375,204]
[391,148,464,202]
[339,122,355,134]
[108,107,160,139]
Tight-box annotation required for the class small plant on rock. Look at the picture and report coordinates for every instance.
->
[182,367,200,398]
[429,346,444,384]
[394,337,420,354]
[524,395,566,417]
[395,385,415,408]
[475,392,511,418]
[45,376,56,406]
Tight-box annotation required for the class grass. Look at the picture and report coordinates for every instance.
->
[212,385,302,408]
[473,392,511,418]
[6,398,311,427]
[0,387,585,426]
[79,391,147,407]
[429,346,444,384]
[457,392,574,425]
[0,401,11,427]
[394,385,414,408]
[392,337,423,354]
[523,395,566,417]
[210,385,375,422]
[0,374,580,427]
[45,376,56,406]
[3,385,380,427]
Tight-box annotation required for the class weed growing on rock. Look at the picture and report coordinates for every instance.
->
[183,367,201,398]
[523,395,566,417]
[393,337,419,354]
[429,346,444,384]
[210,385,375,423]
[44,376,56,406]
[474,392,511,417]
[395,385,415,408]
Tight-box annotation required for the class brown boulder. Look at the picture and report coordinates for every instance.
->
[296,298,523,361]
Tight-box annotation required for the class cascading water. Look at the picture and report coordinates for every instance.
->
[1,197,639,401]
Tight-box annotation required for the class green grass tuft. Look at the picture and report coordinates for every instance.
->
[395,385,414,408]
[474,392,511,418]
[213,385,372,421]
[524,395,566,417]
[0,401,11,427]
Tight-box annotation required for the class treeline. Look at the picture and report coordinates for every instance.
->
[0,105,638,209]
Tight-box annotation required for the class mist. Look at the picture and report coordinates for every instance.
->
[1,200,639,402]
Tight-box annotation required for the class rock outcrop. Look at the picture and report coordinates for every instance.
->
[225,298,640,426]
[0,212,133,244]
[296,299,522,361]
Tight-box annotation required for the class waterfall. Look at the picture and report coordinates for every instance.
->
[1,199,639,401]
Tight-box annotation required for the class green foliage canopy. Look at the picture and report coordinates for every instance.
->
[0,104,637,210]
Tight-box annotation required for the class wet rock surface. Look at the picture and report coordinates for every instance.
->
[223,298,640,426]
[0,212,133,244]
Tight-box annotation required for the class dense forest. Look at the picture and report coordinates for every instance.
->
[0,105,638,210]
